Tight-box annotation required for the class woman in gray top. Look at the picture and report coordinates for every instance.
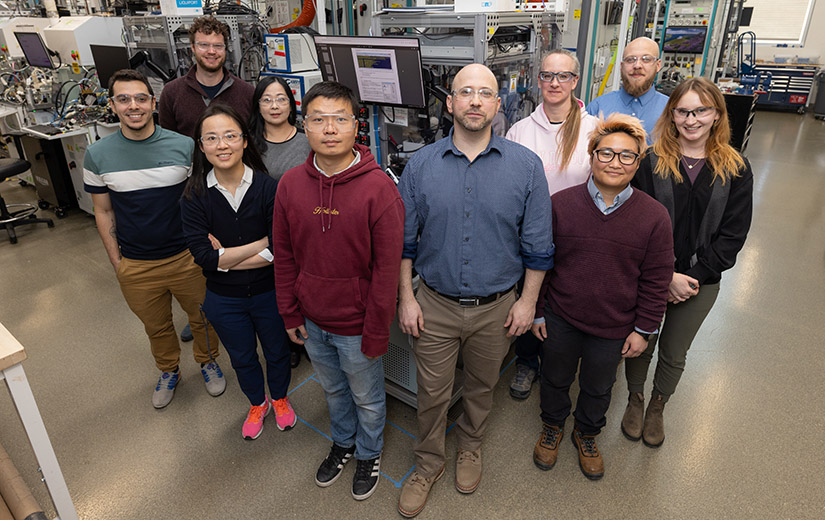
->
[248,76,311,368]
[249,76,311,181]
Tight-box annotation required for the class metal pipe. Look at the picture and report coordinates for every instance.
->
[634,0,649,39]
[575,0,593,99]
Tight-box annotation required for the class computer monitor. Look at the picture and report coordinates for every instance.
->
[90,45,131,89]
[314,35,426,109]
[662,26,708,54]
[14,31,54,69]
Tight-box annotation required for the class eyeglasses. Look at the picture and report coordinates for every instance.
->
[622,55,658,65]
[200,132,244,147]
[112,94,152,105]
[259,96,290,107]
[593,148,640,165]
[304,114,357,132]
[451,87,498,102]
[672,106,715,120]
[194,42,226,52]
[539,71,577,83]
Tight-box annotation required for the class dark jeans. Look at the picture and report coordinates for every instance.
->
[539,308,623,435]
[514,332,542,371]
[202,289,290,404]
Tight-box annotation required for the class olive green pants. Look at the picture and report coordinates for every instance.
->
[625,283,720,398]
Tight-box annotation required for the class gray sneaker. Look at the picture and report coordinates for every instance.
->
[509,364,537,400]
[153,370,180,409]
[201,361,226,397]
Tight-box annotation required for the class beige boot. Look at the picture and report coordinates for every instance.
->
[642,393,667,448]
[621,392,645,441]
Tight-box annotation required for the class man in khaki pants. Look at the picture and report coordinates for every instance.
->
[396,64,555,517]
[83,69,224,408]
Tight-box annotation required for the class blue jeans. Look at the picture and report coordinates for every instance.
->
[202,289,290,405]
[304,319,386,460]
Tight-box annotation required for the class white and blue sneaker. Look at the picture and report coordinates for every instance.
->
[153,370,180,409]
[201,361,226,397]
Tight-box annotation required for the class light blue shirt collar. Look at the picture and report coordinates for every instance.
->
[618,85,658,108]
[587,175,633,214]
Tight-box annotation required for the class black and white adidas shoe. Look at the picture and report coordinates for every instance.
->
[315,443,355,487]
[352,455,381,500]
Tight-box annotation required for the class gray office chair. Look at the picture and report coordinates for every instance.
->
[0,158,54,244]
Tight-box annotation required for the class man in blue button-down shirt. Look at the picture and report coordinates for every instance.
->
[396,64,554,517]
[586,37,669,141]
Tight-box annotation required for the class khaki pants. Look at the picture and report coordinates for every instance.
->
[116,250,218,372]
[412,283,515,477]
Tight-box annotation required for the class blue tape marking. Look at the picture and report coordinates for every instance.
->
[296,416,332,442]
[386,419,417,440]
[397,464,417,487]
[287,372,317,396]
[499,355,516,376]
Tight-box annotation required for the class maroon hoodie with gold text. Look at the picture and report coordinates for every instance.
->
[273,144,404,357]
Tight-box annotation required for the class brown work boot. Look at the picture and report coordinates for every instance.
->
[455,448,482,494]
[398,466,444,518]
[533,423,564,470]
[571,429,604,480]
[643,393,667,447]
[621,392,645,441]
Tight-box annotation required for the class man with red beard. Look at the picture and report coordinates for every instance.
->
[158,15,254,139]
[586,37,667,141]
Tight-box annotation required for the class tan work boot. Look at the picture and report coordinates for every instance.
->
[571,429,604,480]
[398,466,444,518]
[643,393,667,447]
[533,423,564,470]
[455,448,482,493]
[621,392,645,441]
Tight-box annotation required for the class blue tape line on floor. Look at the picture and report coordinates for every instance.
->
[287,372,317,396]
[499,355,516,376]
[386,419,417,440]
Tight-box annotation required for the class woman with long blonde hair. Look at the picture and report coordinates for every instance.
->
[621,77,754,448]
[505,48,599,399]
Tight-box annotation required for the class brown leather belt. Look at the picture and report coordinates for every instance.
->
[424,282,515,307]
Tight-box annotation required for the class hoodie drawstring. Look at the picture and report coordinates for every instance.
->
[318,175,338,232]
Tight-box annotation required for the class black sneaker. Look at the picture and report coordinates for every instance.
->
[352,456,381,501]
[315,444,355,487]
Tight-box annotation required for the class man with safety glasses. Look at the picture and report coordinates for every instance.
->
[397,64,553,517]
[158,15,254,139]
[586,37,668,140]
[272,81,404,502]
[83,69,223,409]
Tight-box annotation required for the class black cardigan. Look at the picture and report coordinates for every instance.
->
[180,170,277,297]
[632,154,753,285]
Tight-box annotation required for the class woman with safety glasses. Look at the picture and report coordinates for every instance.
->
[180,103,297,441]
[621,77,754,448]
[248,75,312,369]
[505,49,600,401]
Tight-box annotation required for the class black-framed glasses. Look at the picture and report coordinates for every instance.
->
[539,71,577,83]
[451,87,498,102]
[593,148,640,165]
[622,55,658,65]
[672,106,715,120]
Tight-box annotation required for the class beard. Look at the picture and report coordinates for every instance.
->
[622,73,656,97]
[453,109,494,132]
[195,53,226,73]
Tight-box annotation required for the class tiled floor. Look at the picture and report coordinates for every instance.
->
[1,110,824,519]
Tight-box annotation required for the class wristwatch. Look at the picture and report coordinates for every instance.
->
[635,331,651,341]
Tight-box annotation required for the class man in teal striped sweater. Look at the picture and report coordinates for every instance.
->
[83,69,224,409]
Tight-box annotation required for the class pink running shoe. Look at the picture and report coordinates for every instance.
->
[272,397,297,431]
[242,400,271,440]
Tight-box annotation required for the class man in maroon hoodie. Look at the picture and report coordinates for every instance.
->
[273,81,404,502]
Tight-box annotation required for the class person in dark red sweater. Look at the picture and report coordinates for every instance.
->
[272,82,404,501]
[158,16,254,139]
[531,114,673,480]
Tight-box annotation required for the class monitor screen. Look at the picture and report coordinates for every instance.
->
[314,36,426,109]
[662,26,708,54]
[90,45,132,89]
[14,32,54,69]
